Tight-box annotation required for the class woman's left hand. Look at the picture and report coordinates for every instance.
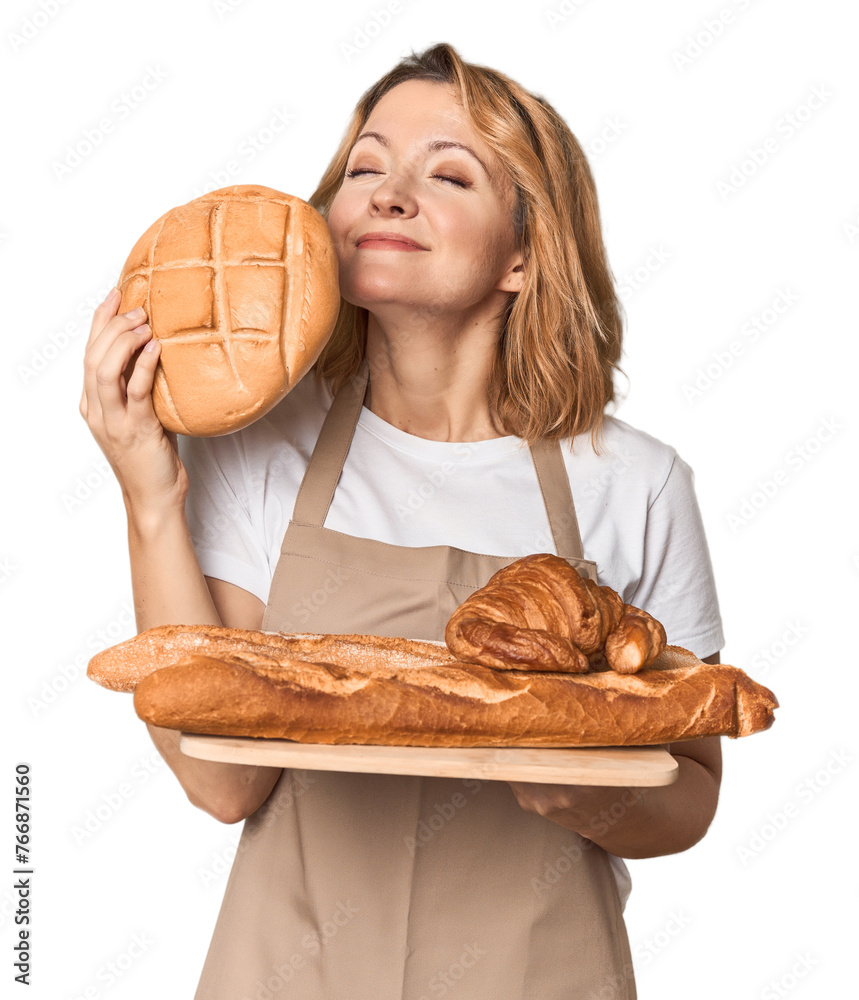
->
[506,781,643,837]
[505,736,721,859]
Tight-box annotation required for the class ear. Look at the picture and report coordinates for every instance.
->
[497,256,525,294]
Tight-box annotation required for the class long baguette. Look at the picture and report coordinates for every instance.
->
[86,624,456,693]
[131,644,778,747]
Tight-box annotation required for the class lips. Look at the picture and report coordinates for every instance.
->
[356,231,427,250]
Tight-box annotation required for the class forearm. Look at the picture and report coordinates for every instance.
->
[126,501,221,633]
[542,755,720,859]
[126,503,281,821]
[147,724,282,824]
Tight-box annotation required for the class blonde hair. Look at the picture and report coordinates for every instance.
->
[308,42,624,449]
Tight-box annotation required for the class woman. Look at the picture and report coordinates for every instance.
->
[81,43,724,1000]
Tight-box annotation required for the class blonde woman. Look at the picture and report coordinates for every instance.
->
[82,42,724,999]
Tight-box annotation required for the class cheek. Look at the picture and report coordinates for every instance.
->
[325,191,357,245]
[450,221,514,284]
[325,201,345,240]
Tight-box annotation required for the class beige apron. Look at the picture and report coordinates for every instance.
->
[194,363,636,1000]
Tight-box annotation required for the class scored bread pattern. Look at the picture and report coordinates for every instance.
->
[121,192,293,386]
[117,185,340,436]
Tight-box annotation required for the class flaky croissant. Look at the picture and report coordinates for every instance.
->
[444,553,666,674]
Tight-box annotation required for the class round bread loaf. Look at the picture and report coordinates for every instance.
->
[117,184,340,436]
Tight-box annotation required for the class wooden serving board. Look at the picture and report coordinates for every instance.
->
[179,734,678,786]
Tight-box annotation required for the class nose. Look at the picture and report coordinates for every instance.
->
[369,170,418,217]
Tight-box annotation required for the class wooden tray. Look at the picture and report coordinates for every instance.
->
[180,734,678,786]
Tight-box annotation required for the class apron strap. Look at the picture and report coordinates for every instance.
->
[528,437,586,560]
[289,360,371,530]
[286,358,585,560]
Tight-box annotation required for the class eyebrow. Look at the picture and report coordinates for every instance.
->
[351,130,491,178]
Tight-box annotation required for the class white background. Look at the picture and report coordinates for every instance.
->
[2,0,857,997]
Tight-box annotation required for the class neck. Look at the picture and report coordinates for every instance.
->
[362,306,508,442]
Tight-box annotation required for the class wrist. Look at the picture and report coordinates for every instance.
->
[124,495,188,538]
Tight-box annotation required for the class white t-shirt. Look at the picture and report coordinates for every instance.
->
[179,372,726,911]
[180,371,725,659]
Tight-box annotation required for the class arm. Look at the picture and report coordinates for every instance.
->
[134,516,283,824]
[82,291,281,824]
[507,653,723,859]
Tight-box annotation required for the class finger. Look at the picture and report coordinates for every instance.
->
[93,323,156,427]
[82,288,121,421]
[83,306,150,421]
[125,336,163,424]
[85,287,122,351]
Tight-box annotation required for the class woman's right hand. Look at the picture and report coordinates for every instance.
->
[80,288,189,516]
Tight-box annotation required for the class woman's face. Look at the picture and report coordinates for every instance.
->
[328,79,523,321]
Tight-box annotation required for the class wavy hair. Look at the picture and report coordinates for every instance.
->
[308,43,624,449]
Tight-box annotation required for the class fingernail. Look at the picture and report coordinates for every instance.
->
[104,287,120,303]
[132,323,150,333]
[143,339,160,353]
[128,306,146,319]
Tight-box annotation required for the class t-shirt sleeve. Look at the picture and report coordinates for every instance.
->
[628,454,725,660]
[178,434,272,606]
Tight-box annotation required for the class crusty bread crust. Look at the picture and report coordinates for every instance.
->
[88,624,777,746]
[131,643,777,746]
[87,625,457,693]
[117,184,340,437]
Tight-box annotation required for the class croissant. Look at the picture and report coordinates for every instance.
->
[444,553,666,674]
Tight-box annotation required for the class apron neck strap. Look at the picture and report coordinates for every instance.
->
[527,437,586,560]
[289,358,585,560]
[290,359,371,527]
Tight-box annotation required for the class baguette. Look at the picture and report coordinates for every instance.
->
[87,624,454,693]
[130,641,777,747]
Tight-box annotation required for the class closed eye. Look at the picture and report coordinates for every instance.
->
[345,168,467,188]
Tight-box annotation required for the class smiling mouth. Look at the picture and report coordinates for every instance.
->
[358,239,426,251]
[356,233,428,251]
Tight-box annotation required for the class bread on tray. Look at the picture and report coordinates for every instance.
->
[87,624,776,747]
[88,553,778,747]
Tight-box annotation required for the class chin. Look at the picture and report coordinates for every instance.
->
[342,276,423,309]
